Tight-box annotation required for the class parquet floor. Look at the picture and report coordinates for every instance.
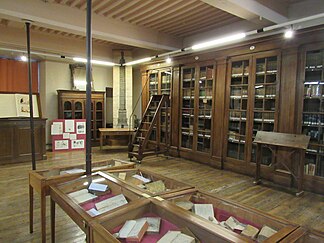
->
[0,147,323,242]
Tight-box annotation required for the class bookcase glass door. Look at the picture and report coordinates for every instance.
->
[74,101,83,119]
[181,67,195,149]
[63,101,72,119]
[227,60,249,160]
[149,72,158,98]
[160,70,172,144]
[197,65,213,152]
[251,56,278,165]
[302,48,324,177]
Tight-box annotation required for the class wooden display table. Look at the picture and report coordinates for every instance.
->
[254,131,310,196]
[99,128,135,150]
[29,159,135,243]
[101,168,194,196]
[160,188,300,242]
[89,198,253,243]
[49,171,145,243]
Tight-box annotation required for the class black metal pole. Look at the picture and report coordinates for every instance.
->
[85,0,92,175]
[25,21,36,170]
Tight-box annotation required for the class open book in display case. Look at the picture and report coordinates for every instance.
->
[101,168,194,197]
[159,188,300,243]
[49,171,146,243]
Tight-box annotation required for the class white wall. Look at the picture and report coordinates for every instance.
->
[40,60,113,145]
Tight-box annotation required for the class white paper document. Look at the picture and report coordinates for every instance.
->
[95,194,128,213]
[193,204,219,224]
[60,168,85,175]
[65,120,75,133]
[132,174,151,183]
[68,189,97,204]
[70,133,77,140]
[87,208,100,217]
[76,121,86,134]
[54,140,69,150]
[71,139,84,149]
[51,122,63,135]
[88,182,108,192]
[63,133,70,139]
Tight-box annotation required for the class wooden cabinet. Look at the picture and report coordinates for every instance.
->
[299,44,324,178]
[57,90,105,142]
[224,51,280,165]
[180,63,215,154]
[0,118,46,164]
[143,68,172,145]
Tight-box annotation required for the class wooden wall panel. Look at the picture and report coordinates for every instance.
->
[0,59,38,93]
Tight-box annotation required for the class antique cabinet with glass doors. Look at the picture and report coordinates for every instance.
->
[224,51,281,167]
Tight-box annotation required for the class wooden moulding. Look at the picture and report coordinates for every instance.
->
[29,158,136,196]
[279,228,324,243]
[89,198,252,243]
[49,172,145,240]
[100,168,194,197]
[159,188,300,242]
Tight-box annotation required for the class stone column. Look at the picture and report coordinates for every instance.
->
[113,50,133,128]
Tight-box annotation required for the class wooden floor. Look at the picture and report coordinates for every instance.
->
[0,147,323,242]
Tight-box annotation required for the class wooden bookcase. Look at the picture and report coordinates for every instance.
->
[143,68,172,145]
[57,90,105,142]
[180,63,215,154]
[224,51,280,165]
[298,43,324,178]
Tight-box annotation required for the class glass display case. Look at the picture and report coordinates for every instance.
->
[160,189,299,243]
[301,48,324,177]
[279,228,324,243]
[49,172,144,242]
[29,159,135,242]
[90,198,253,243]
[102,168,193,196]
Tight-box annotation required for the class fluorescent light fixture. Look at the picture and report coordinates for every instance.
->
[73,57,116,66]
[192,33,246,50]
[124,57,152,66]
[20,55,27,62]
[166,57,172,63]
[284,29,294,39]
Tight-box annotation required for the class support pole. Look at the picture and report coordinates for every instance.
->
[25,21,36,170]
[85,0,92,175]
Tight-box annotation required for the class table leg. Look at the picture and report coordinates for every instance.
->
[100,132,103,150]
[254,144,262,184]
[29,185,33,233]
[296,149,305,197]
[51,198,56,243]
[41,189,47,243]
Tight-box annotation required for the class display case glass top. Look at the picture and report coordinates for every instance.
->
[50,172,144,233]
[161,189,298,243]
[91,198,253,243]
[102,168,193,196]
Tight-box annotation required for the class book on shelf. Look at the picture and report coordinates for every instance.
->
[157,231,195,243]
[241,224,259,239]
[118,220,148,243]
[145,180,166,194]
[68,189,97,204]
[95,194,128,214]
[257,225,277,242]
[193,204,219,224]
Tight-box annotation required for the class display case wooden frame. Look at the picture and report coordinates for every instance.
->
[101,168,194,196]
[159,188,299,242]
[57,90,105,143]
[29,159,135,243]
[89,198,254,243]
[279,228,324,243]
[49,171,145,243]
